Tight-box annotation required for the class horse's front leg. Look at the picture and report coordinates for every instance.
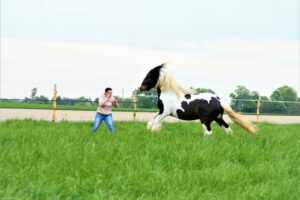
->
[147,112,159,130]
[148,112,169,132]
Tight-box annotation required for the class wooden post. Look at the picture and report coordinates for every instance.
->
[256,95,261,121]
[52,84,57,122]
[133,93,137,121]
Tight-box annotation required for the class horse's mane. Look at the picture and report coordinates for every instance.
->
[156,68,197,98]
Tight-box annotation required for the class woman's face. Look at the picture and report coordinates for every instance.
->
[105,90,112,98]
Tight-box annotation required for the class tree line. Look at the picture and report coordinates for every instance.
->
[229,85,300,114]
[24,85,300,114]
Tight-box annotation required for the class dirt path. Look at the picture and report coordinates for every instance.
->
[1,108,300,124]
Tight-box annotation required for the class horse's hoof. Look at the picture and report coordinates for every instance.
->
[147,121,153,130]
[224,127,233,134]
[151,124,161,132]
[204,131,212,135]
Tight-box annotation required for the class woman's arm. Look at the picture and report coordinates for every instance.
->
[98,96,107,107]
[112,97,118,107]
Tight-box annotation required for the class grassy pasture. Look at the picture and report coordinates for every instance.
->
[0,120,299,199]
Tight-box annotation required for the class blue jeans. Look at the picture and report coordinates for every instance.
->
[92,112,115,133]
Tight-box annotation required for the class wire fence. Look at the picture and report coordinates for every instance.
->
[1,97,300,115]
[230,99,300,115]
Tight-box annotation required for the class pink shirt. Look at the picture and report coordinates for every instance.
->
[97,94,117,115]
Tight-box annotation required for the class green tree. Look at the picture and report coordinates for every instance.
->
[132,88,157,97]
[194,87,215,94]
[270,86,299,114]
[75,96,92,106]
[270,85,297,101]
[229,85,260,113]
[137,96,157,109]
[120,97,134,108]
[35,95,49,104]
[229,85,258,100]
[260,96,269,101]
[113,96,134,108]
[131,88,159,109]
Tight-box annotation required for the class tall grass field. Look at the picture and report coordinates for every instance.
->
[0,120,299,199]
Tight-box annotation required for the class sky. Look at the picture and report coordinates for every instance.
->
[0,0,299,100]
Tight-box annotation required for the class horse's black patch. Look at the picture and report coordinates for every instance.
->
[157,99,164,114]
[140,64,165,91]
[215,118,229,128]
[184,94,191,99]
[177,97,224,123]
[157,88,161,98]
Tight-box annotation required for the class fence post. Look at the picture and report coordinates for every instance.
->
[133,93,137,121]
[256,95,261,121]
[52,84,57,122]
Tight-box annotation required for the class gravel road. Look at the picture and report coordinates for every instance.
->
[1,108,300,124]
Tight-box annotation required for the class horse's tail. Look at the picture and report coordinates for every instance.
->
[221,102,258,134]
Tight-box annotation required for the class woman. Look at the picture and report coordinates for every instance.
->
[92,87,118,133]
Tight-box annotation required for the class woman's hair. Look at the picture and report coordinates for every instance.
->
[105,87,112,93]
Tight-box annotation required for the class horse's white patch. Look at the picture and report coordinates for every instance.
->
[223,126,233,134]
[159,91,182,118]
[185,93,219,104]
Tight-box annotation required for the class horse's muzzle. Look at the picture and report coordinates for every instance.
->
[140,85,147,91]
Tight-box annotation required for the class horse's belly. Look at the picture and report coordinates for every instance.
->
[178,115,199,120]
[175,108,200,120]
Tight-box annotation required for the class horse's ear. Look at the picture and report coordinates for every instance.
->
[151,63,165,72]
[160,63,166,68]
[155,63,166,71]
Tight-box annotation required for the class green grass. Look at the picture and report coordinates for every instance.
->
[0,101,158,112]
[0,120,299,199]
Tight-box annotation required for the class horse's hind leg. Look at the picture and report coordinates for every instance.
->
[201,120,213,135]
[215,118,233,134]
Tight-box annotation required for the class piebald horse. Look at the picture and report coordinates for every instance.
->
[140,64,258,135]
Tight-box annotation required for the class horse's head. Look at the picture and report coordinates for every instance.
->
[140,64,165,91]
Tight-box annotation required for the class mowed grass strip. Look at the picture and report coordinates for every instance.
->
[0,101,157,112]
[0,120,299,199]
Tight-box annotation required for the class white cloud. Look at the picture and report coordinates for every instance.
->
[207,37,299,61]
[1,37,299,99]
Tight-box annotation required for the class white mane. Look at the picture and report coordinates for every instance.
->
[156,67,197,97]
